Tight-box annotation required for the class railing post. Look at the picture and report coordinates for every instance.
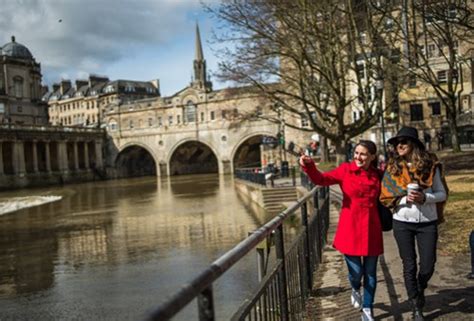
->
[275,225,289,321]
[300,201,312,296]
[198,286,215,321]
[291,167,296,186]
[312,190,321,265]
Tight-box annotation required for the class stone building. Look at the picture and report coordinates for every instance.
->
[0,36,48,125]
[44,75,160,127]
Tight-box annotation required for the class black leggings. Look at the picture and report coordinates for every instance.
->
[393,220,438,300]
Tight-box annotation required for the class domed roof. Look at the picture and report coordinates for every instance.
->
[1,36,33,60]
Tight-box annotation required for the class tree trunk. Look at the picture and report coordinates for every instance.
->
[447,100,461,152]
[319,136,330,162]
[335,140,346,165]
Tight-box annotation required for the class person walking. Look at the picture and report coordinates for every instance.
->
[300,140,383,321]
[380,126,447,321]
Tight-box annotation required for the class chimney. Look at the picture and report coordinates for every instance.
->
[52,83,60,92]
[41,85,49,96]
[88,74,109,88]
[60,80,71,95]
[150,79,160,96]
[75,79,88,90]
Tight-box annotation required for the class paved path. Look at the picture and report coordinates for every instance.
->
[304,187,474,320]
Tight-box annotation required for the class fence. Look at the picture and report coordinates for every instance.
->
[235,168,267,186]
[147,185,330,321]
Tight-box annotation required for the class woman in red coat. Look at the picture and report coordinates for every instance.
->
[300,140,383,321]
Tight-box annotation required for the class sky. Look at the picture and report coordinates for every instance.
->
[0,0,227,96]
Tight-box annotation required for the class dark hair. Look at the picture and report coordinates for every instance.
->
[355,140,378,168]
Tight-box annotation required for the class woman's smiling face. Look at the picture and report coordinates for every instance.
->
[353,145,375,170]
[396,138,413,157]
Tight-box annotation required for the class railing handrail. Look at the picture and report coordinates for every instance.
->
[147,186,321,321]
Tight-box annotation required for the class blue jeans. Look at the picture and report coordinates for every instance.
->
[344,255,379,308]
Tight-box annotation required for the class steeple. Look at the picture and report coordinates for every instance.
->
[192,22,212,91]
[195,23,204,61]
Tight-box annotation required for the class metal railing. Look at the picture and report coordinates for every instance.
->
[147,186,330,321]
[234,168,267,186]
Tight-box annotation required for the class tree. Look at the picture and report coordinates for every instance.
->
[207,0,399,163]
[374,0,474,152]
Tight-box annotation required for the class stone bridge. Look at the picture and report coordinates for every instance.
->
[105,118,281,177]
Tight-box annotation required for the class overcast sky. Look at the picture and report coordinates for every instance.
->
[0,0,225,96]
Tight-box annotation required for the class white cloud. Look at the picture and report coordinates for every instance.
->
[0,0,204,89]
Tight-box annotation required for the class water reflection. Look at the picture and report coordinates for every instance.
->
[0,174,273,320]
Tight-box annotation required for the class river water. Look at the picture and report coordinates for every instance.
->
[0,175,275,320]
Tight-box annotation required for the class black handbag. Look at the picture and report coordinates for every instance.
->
[378,201,393,232]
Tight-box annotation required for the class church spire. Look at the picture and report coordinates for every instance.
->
[195,23,204,61]
[192,22,212,91]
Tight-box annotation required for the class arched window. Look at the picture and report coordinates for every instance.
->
[13,76,24,97]
[185,100,196,123]
[108,119,118,131]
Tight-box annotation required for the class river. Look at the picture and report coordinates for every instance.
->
[0,174,275,320]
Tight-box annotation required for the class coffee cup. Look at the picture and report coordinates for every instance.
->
[407,183,420,195]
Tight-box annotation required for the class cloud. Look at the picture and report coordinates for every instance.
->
[0,0,201,84]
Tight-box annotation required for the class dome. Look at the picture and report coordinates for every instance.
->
[1,36,33,60]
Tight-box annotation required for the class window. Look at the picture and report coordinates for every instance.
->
[129,120,134,129]
[408,75,417,87]
[177,115,181,124]
[384,18,394,30]
[429,102,441,115]
[185,101,196,123]
[17,106,22,113]
[356,62,365,79]
[148,118,153,126]
[168,115,173,125]
[13,76,23,97]
[200,112,204,122]
[301,116,309,127]
[410,104,423,121]
[222,110,227,119]
[427,44,437,58]
[210,111,215,120]
[437,70,447,83]
[158,116,162,127]
[109,120,117,131]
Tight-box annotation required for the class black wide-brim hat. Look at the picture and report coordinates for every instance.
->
[387,126,425,150]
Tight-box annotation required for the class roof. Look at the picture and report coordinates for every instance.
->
[1,36,33,60]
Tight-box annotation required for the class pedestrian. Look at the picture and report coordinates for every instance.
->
[468,230,474,280]
[423,131,431,151]
[300,140,383,321]
[436,131,444,151]
[380,126,447,321]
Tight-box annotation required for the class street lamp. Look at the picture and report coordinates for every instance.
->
[375,79,387,158]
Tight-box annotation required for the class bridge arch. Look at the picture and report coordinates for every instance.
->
[115,142,158,178]
[231,131,276,171]
[167,138,220,176]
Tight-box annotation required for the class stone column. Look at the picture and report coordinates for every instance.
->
[13,142,26,175]
[58,141,69,172]
[0,142,3,175]
[45,142,51,172]
[73,142,79,170]
[84,142,90,169]
[95,141,103,169]
[32,141,39,173]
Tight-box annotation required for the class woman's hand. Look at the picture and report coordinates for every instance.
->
[407,190,426,204]
[299,155,314,167]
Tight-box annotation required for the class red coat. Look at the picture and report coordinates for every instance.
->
[302,161,383,256]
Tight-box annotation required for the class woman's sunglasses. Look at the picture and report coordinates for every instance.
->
[397,139,410,145]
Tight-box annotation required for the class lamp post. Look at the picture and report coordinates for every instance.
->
[376,79,387,158]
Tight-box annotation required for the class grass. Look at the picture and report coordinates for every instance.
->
[437,169,474,255]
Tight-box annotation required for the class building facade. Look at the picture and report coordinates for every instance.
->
[44,75,160,128]
[0,36,48,125]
